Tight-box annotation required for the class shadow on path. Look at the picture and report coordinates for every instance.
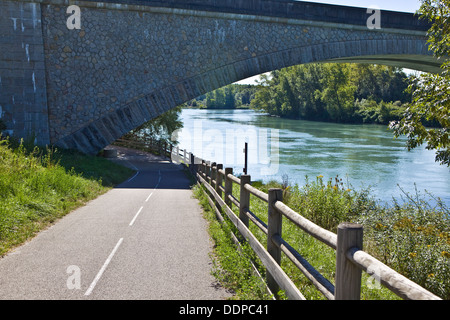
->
[105,145,195,190]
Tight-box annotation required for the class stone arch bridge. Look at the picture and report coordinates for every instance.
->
[0,0,442,154]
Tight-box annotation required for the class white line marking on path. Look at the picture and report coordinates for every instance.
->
[126,161,140,183]
[127,171,140,183]
[145,170,161,202]
[145,192,154,202]
[129,206,144,227]
[84,238,124,296]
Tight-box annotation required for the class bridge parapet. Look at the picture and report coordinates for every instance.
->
[77,0,431,31]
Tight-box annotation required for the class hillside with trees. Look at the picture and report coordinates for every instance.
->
[250,63,413,125]
[390,0,450,166]
[185,84,257,109]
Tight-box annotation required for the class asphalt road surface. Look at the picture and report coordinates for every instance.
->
[0,146,232,300]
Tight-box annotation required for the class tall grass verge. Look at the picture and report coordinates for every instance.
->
[192,184,273,300]
[195,171,450,300]
[0,138,134,256]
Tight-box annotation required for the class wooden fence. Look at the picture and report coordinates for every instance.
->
[114,138,173,158]
[121,140,442,300]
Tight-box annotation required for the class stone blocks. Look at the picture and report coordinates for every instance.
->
[0,0,436,154]
[0,0,50,145]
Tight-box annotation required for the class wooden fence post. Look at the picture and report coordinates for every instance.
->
[206,161,211,184]
[224,168,233,207]
[267,188,283,296]
[335,223,363,300]
[201,160,206,179]
[211,162,217,189]
[239,175,251,228]
[216,164,223,198]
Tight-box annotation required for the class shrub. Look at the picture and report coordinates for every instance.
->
[357,187,450,299]
[284,175,377,232]
[252,176,449,299]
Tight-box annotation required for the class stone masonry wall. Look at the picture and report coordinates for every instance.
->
[0,1,50,145]
[40,2,431,154]
[0,1,434,154]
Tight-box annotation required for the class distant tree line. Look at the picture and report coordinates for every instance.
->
[250,63,415,125]
[181,61,446,131]
[185,63,429,126]
[123,106,183,146]
[184,84,257,109]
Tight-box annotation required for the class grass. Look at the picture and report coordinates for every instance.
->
[0,138,135,256]
[193,172,450,300]
[193,184,273,300]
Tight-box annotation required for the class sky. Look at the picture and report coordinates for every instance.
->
[236,0,423,84]
[302,0,421,13]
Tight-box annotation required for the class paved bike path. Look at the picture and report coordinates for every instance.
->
[0,146,232,300]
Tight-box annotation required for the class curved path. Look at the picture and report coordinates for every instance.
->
[0,146,232,300]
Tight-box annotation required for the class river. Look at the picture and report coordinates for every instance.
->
[176,108,450,206]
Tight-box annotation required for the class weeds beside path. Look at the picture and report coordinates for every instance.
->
[194,173,450,300]
[0,140,134,257]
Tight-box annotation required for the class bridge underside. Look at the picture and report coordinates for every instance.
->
[54,51,441,156]
[325,54,442,74]
[0,1,443,155]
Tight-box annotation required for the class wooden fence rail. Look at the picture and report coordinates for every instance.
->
[117,138,442,300]
[114,138,173,158]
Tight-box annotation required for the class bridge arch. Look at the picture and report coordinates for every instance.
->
[0,1,442,154]
[54,34,438,155]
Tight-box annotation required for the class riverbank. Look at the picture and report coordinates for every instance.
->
[0,139,134,256]
[194,173,450,300]
[178,108,450,206]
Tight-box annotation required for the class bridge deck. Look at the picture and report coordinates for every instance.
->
[81,0,430,31]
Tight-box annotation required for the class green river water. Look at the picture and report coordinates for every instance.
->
[177,108,450,206]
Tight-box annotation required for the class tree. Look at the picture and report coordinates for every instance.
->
[224,86,235,109]
[214,88,226,108]
[124,106,183,146]
[389,0,450,166]
[250,63,411,124]
[319,64,356,122]
[205,91,216,109]
[0,119,6,132]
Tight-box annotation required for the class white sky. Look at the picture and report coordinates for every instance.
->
[302,0,421,13]
[236,0,423,84]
